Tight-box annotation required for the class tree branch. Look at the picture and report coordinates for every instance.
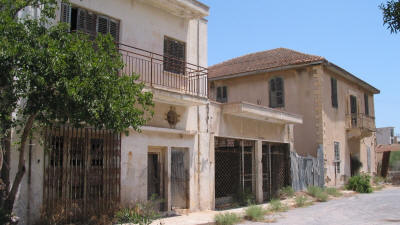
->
[4,112,37,213]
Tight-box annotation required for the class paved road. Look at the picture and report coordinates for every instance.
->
[241,187,400,225]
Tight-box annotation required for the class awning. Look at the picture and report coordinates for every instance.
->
[222,102,303,124]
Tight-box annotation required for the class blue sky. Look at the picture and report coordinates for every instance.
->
[201,0,400,134]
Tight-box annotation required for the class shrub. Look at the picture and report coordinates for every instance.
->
[307,186,323,197]
[295,195,308,207]
[214,213,241,225]
[279,186,295,198]
[346,174,373,193]
[325,187,342,197]
[244,205,268,221]
[233,187,255,206]
[268,199,288,212]
[315,191,328,202]
[114,196,162,225]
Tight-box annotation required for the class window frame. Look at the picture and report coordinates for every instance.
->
[334,141,340,174]
[163,36,186,75]
[269,77,285,108]
[216,86,228,103]
[364,93,369,116]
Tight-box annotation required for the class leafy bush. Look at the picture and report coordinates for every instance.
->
[315,191,328,202]
[346,174,372,193]
[214,213,241,225]
[279,186,295,198]
[325,187,342,197]
[244,205,268,221]
[268,199,288,212]
[295,195,308,207]
[306,186,323,197]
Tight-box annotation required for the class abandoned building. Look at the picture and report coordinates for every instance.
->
[11,1,305,224]
[208,48,380,187]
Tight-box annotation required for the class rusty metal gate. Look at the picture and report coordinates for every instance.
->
[262,142,290,201]
[171,148,189,210]
[215,137,254,207]
[43,127,121,223]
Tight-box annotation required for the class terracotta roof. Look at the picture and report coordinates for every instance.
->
[376,144,400,153]
[209,48,325,79]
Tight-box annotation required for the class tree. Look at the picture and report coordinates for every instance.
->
[0,0,153,222]
[380,0,400,33]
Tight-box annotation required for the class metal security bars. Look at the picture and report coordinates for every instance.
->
[215,137,255,207]
[43,127,121,223]
[262,142,291,202]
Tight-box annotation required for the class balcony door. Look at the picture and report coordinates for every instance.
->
[350,95,357,127]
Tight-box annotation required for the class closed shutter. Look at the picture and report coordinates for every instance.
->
[77,8,87,32]
[216,87,222,101]
[60,3,71,23]
[331,77,338,108]
[163,37,186,74]
[109,19,120,42]
[276,77,284,106]
[97,16,109,35]
[86,12,97,36]
[269,77,284,108]
[216,86,227,103]
[364,93,369,116]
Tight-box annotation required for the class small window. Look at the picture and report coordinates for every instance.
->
[216,86,227,103]
[364,93,369,116]
[269,77,284,108]
[334,142,340,174]
[164,37,186,74]
[331,77,338,108]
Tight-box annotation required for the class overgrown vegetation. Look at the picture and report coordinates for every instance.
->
[268,199,288,212]
[380,0,400,34]
[244,205,268,221]
[315,191,328,202]
[295,195,308,207]
[346,174,373,193]
[279,186,295,198]
[389,151,400,170]
[373,176,386,185]
[307,186,328,202]
[214,213,241,225]
[233,188,255,206]
[325,187,342,197]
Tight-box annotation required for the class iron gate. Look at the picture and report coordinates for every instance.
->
[262,142,290,201]
[43,126,121,223]
[215,137,254,207]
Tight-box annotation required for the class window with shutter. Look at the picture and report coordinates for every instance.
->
[331,77,338,108]
[109,20,120,42]
[97,16,109,35]
[86,12,97,37]
[60,3,71,24]
[77,8,87,32]
[334,142,340,174]
[164,37,186,74]
[269,77,284,108]
[216,86,227,103]
[364,93,369,116]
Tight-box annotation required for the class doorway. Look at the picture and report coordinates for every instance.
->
[170,148,189,210]
[148,148,165,210]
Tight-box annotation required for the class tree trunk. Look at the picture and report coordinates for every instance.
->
[4,113,37,215]
[0,129,11,208]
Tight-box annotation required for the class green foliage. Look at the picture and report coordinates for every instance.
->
[279,186,295,198]
[346,174,373,193]
[315,191,328,202]
[268,199,288,212]
[244,205,268,221]
[325,187,342,197]
[306,186,323,197]
[233,188,255,206]
[389,151,400,170]
[214,213,241,225]
[114,199,161,225]
[295,195,308,207]
[380,0,400,34]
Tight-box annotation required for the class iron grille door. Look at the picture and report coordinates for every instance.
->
[43,127,121,223]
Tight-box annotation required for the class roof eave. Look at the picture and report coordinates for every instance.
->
[209,60,325,81]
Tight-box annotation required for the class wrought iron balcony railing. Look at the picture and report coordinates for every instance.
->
[119,43,208,98]
[345,113,376,131]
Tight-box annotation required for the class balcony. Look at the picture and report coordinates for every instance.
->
[119,43,208,99]
[346,113,376,139]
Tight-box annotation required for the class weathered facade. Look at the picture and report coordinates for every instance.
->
[10,1,304,224]
[209,48,380,187]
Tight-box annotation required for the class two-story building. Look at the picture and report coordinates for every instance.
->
[11,1,305,224]
[209,48,380,187]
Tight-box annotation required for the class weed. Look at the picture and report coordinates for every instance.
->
[346,173,373,193]
[268,199,288,212]
[325,187,342,197]
[373,176,385,185]
[214,213,241,225]
[233,187,255,206]
[306,186,323,197]
[315,191,328,202]
[244,205,268,221]
[279,186,295,198]
[295,195,308,207]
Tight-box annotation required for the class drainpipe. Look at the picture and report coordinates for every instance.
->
[196,19,201,210]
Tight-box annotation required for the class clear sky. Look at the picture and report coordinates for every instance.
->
[201,0,400,134]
